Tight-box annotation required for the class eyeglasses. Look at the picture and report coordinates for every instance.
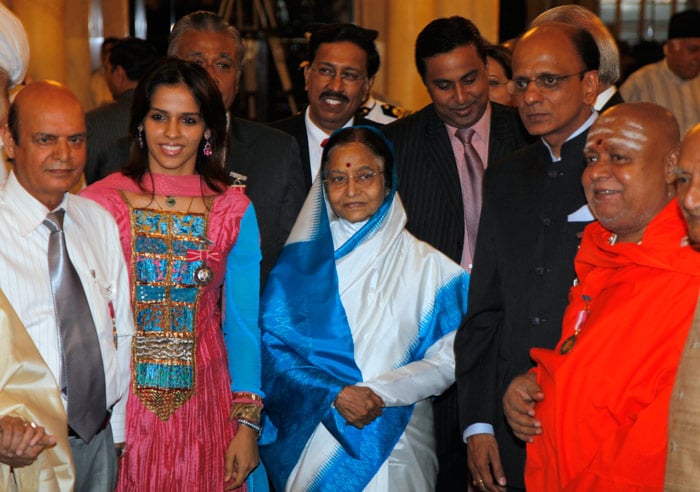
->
[506,71,586,95]
[323,171,383,188]
[309,65,366,84]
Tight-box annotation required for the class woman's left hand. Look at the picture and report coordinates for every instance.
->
[224,424,259,490]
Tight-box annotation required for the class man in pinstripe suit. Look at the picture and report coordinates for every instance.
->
[384,16,528,491]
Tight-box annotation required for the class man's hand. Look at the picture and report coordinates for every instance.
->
[334,386,384,429]
[0,416,56,468]
[224,424,259,490]
[503,373,544,442]
[467,433,507,492]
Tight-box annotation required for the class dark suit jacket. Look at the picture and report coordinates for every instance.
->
[454,131,594,488]
[269,113,381,191]
[384,102,529,263]
[226,117,306,286]
[85,90,134,184]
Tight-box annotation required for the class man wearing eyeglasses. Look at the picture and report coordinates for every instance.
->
[270,23,381,191]
[455,22,599,491]
[531,5,624,113]
[384,16,529,491]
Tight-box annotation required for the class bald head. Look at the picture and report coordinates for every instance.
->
[582,102,679,243]
[3,81,86,209]
[675,124,700,249]
[9,81,83,141]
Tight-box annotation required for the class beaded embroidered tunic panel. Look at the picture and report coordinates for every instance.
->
[130,204,211,420]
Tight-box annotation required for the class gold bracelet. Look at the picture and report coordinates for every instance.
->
[232,391,264,404]
[230,403,262,425]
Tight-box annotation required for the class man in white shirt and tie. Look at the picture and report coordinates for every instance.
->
[270,23,382,192]
[0,80,133,492]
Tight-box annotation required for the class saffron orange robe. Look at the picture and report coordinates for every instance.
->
[526,200,700,491]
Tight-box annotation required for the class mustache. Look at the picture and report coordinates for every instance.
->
[319,91,349,103]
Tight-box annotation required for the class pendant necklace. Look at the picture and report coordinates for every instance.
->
[165,196,176,207]
[560,294,591,355]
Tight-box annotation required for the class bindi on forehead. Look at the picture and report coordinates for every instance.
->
[345,162,351,168]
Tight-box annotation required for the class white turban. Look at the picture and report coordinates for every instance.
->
[0,3,28,88]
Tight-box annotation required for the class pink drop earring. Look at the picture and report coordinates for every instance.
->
[203,138,213,157]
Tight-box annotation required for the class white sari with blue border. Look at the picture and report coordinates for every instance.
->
[260,179,469,491]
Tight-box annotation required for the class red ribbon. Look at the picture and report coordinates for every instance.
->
[186,249,219,262]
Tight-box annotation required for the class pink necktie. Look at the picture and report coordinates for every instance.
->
[455,128,484,269]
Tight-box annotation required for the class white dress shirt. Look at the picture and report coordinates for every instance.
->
[0,172,134,442]
[304,107,354,184]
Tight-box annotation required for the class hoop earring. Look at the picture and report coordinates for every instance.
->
[203,138,213,157]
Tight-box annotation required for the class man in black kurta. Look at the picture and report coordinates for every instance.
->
[454,22,601,491]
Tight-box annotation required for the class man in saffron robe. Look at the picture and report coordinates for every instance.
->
[503,102,700,491]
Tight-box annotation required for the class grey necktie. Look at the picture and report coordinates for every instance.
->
[44,209,106,442]
[456,127,484,266]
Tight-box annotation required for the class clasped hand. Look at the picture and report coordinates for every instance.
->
[502,372,544,442]
[0,415,56,468]
[334,385,384,429]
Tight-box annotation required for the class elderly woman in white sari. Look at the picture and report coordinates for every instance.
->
[260,126,470,491]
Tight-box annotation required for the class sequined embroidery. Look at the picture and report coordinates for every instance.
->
[128,205,211,421]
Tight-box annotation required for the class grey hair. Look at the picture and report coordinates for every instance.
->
[531,5,620,85]
[167,10,244,67]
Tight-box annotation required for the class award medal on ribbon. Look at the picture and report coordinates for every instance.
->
[560,295,591,355]
[189,234,217,286]
[189,249,218,286]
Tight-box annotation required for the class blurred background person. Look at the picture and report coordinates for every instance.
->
[485,44,514,107]
[85,37,158,184]
[0,2,29,182]
[621,9,700,134]
[88,37,118,111]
